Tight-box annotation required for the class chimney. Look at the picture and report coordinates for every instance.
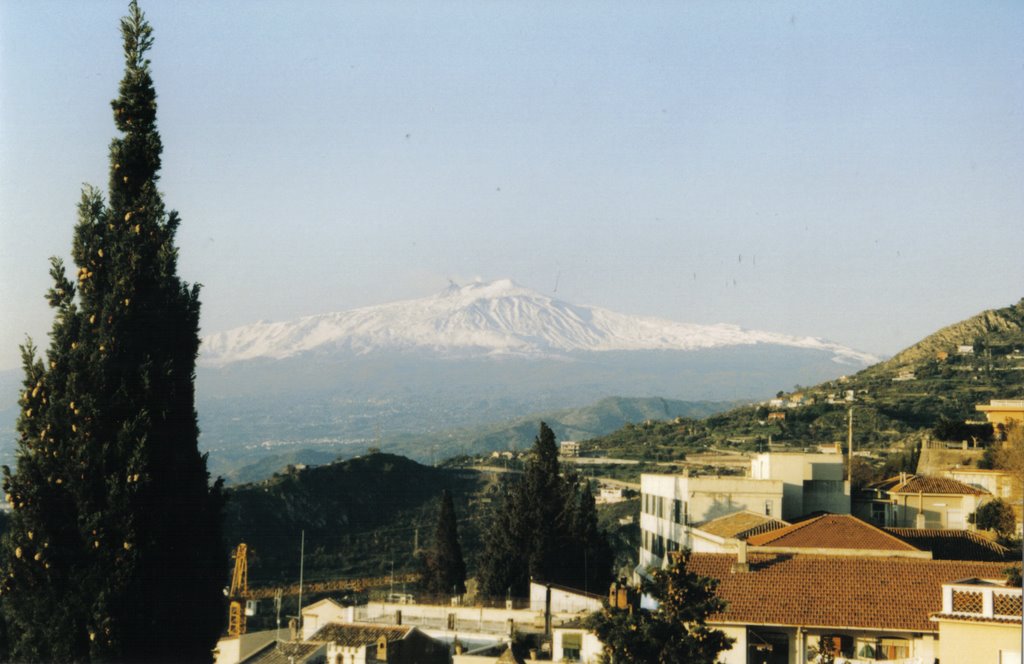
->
[732,541,750,573]
[394,610,402,626]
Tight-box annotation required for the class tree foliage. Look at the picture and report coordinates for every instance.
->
[0,3,224,660]
[477,422,612,597]
[584,550,734,664]
[970,499,1018,538]
[421,489,467,596]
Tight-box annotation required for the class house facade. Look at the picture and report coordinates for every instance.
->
[639,473,783,568]
[856,474,991,530]
[931,578,1022,664]
[749,452,850,519]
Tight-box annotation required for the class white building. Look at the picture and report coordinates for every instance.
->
[749,452,850,520]
[639,473,783,568]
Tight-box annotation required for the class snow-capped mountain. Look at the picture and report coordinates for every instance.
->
[201,278,877,366]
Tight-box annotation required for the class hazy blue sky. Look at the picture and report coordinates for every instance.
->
[2,1,1022,371]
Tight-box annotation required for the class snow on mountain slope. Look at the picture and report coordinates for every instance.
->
[200,279,878,367]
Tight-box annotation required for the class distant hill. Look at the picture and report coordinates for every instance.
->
[583,299,1024,457]
[223,453,492,585]
[382,396,736,461]
[872,298,1024,371]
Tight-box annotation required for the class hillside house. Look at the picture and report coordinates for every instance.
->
[595,486,625,504]
[856,474,991,530]
[975,399,1024,438]
[559,440,580,457]
[942,467,1023,535]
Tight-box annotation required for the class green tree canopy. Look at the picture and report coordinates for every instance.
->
[0,3,224,661]
[421,489,467,596]
[970,499,1017,539]
[477,422,612,597]
[584,550,734,664]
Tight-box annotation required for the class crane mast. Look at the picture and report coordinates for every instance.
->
[227,543,249,636]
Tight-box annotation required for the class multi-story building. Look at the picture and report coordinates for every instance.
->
[639,452,850,569]
[749,452,849,520]
[639,473,783,568]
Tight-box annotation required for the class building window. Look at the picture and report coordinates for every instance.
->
[562,632,582,661]
[672,499,683,524]
[856,637,909,660]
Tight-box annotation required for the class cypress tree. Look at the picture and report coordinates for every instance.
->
[422,489,467,596]
[0,3,225,661]
[477,422,611,597]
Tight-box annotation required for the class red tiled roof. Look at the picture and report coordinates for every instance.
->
[885,528,1013,562]
[873,475,989,496]
[685,553,1008,633]
[308,623,412,646]
[696,511,790,540]
[930,613,1022,625]
[746,514,919,551]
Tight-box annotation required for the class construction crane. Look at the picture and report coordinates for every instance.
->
[224,540,421,637]
[227,543,249,637]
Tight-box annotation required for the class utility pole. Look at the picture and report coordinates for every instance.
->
[848,407,854,484]
[297,530,305,637]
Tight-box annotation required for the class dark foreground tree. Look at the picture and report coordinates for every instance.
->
[477,422,611,597]
[584,550,734,664]
[421,490,467,596]
[0,3,225,661]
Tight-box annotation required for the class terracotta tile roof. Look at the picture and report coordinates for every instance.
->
[930,613,1022,625]
[307,622,412,646]
[885,528,1014,561]
[746,514,919,551]
[684,553,1008,633]
[695,511,790,540]
[872,475,989,496]
[242,641,323,664]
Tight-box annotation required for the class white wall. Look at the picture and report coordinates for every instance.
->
[528,582,603,614]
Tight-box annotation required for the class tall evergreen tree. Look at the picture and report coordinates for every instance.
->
[477,422,611,597]
[0,3,225,661]
[421,489,467,596]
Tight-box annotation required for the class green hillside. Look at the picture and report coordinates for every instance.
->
[583,299,1024,457]
[223,452,493,586]
[383,396,735,459]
